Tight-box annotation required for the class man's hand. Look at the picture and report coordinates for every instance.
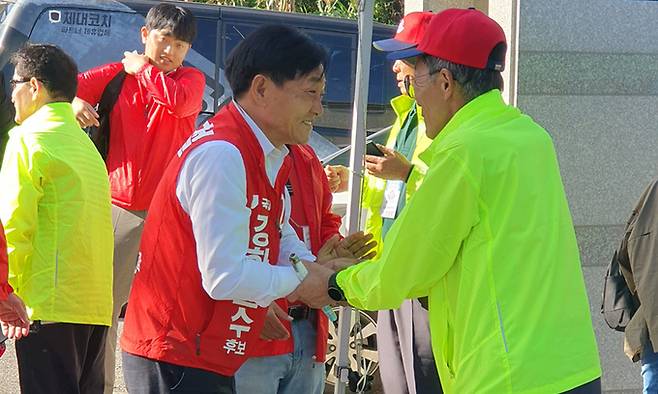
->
[259,303,292,341]
[335,232,377,261]
[287,262,335,309]
[325,165,349,193]
[316,234,340,263]
[365,144,413,181]
[0,293,29,340]
[72,97,99,128]
[122,51,149,75]
[321,257,357,271]
[317,233,377,264]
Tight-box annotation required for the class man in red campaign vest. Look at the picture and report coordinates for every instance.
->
[121,25,363,393]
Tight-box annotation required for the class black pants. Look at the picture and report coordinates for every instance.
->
[562,378,602,394]
[16,322,108,394]
[123,351,235,393]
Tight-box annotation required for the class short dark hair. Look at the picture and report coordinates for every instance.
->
[10,44,78,102]
[422,54,504,103]
[226,25,328,98]
[146,3,197,44]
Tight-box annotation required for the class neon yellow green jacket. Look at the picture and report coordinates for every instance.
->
[338,90,601,393]
[362,95,432,256]
[0,103,113,326]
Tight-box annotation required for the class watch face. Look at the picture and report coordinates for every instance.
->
[328,287,343,302]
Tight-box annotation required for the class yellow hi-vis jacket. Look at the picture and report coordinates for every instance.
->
[0,102,113,326]
[338,90,601,393]
[362,94,431,256]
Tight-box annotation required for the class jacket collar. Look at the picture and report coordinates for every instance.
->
[419,89,510,165]
[390,94,424,122]
[14,102,77,136]
[233,100,290,159]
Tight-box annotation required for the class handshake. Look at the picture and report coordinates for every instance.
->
[260,232,375,341]
[287,231,375,309]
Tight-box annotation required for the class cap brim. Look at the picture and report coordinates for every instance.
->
[373,38,416,52]
[386,47,423,61]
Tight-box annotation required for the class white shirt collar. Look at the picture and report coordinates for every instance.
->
[233,100,289,158]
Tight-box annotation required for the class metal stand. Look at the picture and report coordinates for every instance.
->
[334,0,374,393]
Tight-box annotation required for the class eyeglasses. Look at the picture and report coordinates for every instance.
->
[9,77,31,90]
[404,71,437,99]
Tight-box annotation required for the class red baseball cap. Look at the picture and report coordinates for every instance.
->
[389,8,507,71]
[373,12,433,52]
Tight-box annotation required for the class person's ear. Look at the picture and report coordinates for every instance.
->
[140,26,149,45]
[249,74,270,107]
[29,77,41,100]
[437,69,455,100]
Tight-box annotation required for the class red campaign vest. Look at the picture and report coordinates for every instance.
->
[120,102,291,376]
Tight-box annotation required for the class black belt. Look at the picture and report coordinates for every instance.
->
[288,305,313,321]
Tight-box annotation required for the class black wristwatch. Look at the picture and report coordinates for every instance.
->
[328,272,346,302]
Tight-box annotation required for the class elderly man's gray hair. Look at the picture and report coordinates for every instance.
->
[421,54,504,103]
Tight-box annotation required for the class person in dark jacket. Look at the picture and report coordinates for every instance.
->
[616,179,658,393]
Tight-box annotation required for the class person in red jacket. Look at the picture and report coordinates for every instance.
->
[235,144,375,394]
[0,221,29,345]
[71,4,205,393]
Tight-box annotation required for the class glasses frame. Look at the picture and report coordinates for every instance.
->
[9,77,32,90]
[404,70,439,99]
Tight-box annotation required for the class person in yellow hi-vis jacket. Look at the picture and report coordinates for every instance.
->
[327,12,441,394]
[0,44,113,394]
[292,8,602,394]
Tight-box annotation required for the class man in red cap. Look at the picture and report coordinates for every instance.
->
[292,8,602,393]
[327,11,442,394]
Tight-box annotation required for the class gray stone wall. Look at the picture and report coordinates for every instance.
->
[517,0,658,391]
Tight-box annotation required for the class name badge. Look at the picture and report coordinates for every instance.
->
[380,180,403,219]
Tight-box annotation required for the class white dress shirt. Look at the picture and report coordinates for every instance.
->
[176,102,315,307]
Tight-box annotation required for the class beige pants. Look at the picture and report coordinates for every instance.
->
[104,205,147,394]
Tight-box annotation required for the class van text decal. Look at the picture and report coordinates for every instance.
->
[49,10,112,37]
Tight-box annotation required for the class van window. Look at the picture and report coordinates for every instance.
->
[185,17,218,112]
[302,29,355,108]
[368,44,396,107]
[221,22,258,64]
[28,8,143,73]
[29,8,218,113]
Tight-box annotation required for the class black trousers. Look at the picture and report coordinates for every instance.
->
[562,378,602,394]
[122,351,235,394]
[15,322,108,394]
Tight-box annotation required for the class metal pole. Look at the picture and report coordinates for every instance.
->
[334,0,374,393]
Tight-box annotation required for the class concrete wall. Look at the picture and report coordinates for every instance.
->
[517,1,658,391]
